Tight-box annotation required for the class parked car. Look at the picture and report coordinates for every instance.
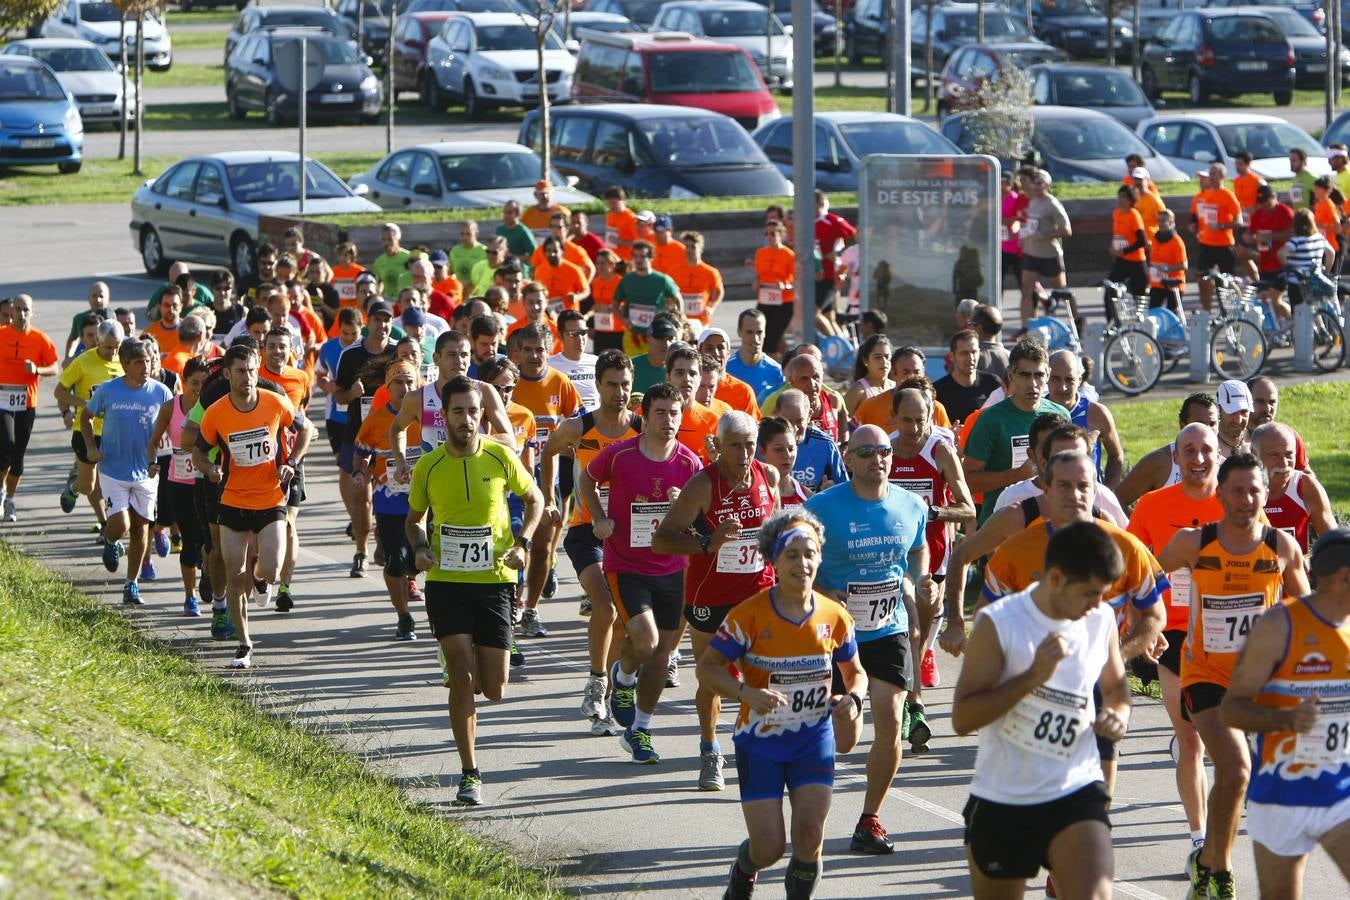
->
[936,41,1070,117]
[1027,0,1136,60]
[572,31,780,131]
[753,111,960,191]
[586,0,669,31]
[131,151,380,278]
[905,3,1037,77]
[557,11,634,49]
[390,11,454,97]
[1204,0,1326,31]
[224,5,354,67]
[1139,9,1296,105]
[403,0,517,12]
[349,141,596,209]
[0,56,84,174]
[651,1,794,90]
[1027,63,1154,129]
[1322,108,1350,147]
[421,12,575,118]
[1133,0,1184,41]
[1248,5,1350,88]
[41,0,172,71]
[1138,112,1329,180]
[225,28,383,126]
[747,0,839,57]
[334,0,401,67]
[941,105,1188,183]
[0,38,139,127]
[519,103,791,198]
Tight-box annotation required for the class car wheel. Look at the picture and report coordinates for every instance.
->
[463,78,486,120]
[265,90,286,127]
[230,234,257,280]
[421,71,446,112]
[1140,65,1158,100]
[57,161,81,175]
[1188,72,1206,106]
[1274,89,1293,106]
[140,227,168,277]
[226,85,245,120]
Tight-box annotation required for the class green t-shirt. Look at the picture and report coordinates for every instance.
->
[630,353,666,395]
[496,223,537,261]
[450,244,488,287]
[371,249,413,298]
[964,396,1071,522]
[1289,169,1318,210]
[615,271,681,336]
[470,259,501,296]
[69,306,111,343]
[409,439,534,585]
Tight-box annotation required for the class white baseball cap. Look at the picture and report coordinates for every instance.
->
[1216,379,1253,415]
[1131,166,1150,180]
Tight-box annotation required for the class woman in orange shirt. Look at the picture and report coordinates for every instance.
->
[754,221,795,359]
[330,241,367,313]
[587,249,626,354]
[1312,175,1341,257]
[604,187,639,262]
[1147,209,1188,313]
[1107,186,1149,312]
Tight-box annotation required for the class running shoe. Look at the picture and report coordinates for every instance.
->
[253,582,274,610]
[520,608,548,638]
[437,645,451,687]
[590,714,622,737]
[1187,847,1212,900]
[621,727,660,764]
[908,703,932,754]
[578,596,592,617]
[228,644,252,669]
[59,479,78,514]
[395,613,417,641]
[140,559,157,582]
[509,641,525,669]
[610,661,636,727]
[350,552,367,578]
[722,858,757,900]
[2,498,16,522]
[454,772,483,806]
[153,529,170,558]
[1207,871,1235,900]
[210,609,235,641]
[920,648,940,688]
[850,817,895,854]
[1185,840,1205,877]
[580,674,607,720]
[543,566,558,599]
[183,595,201,617]
[274,585,294,613]
[372,542,386,567]
[170,534,182,555]
[901,700,912,742]
[666,654,681,688]
[407,579,423,603]
[698,750,725,791]
[122,582,143,606]
[101,539,121,573]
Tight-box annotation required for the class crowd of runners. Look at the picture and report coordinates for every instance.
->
[2,176,1349,900]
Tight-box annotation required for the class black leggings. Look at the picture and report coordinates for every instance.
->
[0,407,36,477]
[759,303,793,359]
[164,480,207,570]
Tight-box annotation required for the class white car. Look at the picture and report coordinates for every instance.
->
[0,39,140,126]
[421,12,575,119]
[649,0,793,90]
[41,0,172,72]
[1137,112,1330,181]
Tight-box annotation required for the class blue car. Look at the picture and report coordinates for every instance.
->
[0,55,83,174]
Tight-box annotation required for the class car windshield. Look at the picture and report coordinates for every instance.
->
[1217,122,1320,158]
[1042,0,1100,15]
[638,116,769,167]
[947,13,1030,38]
[226,160,352,202]
[620,0,667,26]
[29,46,114,72]
[0,63,67,101]
[1052,70,1147,107]
[79,2,150,22]
[439,151,562,189]
[1003,47,1066,67]
[309,36,362,63]
[701,10,784,36]
[1263,8,1320,36]
[1037,116,1153,160]
[476,24,563,51]
[650,50,761,92]
[839,121,954,155]
[363,0,411,16]
[264,11,338,29]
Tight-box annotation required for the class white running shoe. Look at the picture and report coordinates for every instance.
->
[2,498,15,522]
[228,645,253,669]
[590,714,622,737]
[580,674,607,720]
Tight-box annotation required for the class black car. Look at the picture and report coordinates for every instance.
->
[1250,5,1350,88]
[334,0,410,66]
[224,5,354,67]
[225,27,383,125]
[1140,9,1296,106]
[1028,62,1155,129]
[748,0,839,56]
[1028,0,1136,60]
[585,0,669,31]
[1205,0,1327,32]
[847,0,1033,73]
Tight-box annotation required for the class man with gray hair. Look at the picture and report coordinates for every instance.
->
[162,314,210,376]
[776,388,845,494]
[80,337,173,606]
[1252,422,1335,554]
[655,409,781,791]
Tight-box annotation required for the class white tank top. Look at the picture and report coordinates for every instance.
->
[420,384,446,452]
[1163,441,1182,488]
[970,587,1113,805]
[549,351,599,412]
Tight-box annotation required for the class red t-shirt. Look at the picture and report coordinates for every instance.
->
[815,213,858,281]
[1249,202,1295,273]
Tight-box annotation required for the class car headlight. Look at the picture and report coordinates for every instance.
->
[64,106,82,134]
[1066,29,1086,37]
[1119,26,1133,37]
[359,75,378,92]
[1341,49,1350,64]
[480,65,511,81]
[669,184,700,199]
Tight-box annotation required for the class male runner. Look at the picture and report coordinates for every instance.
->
[1252,422,1335,554]
[1115,393,1220,508]
[726,309,783,400]
[776,389,845,495]
[1214,379,1252,460]
[665,344,719,467]
[1046,349,1125,487]
[261,327,312,611]
[549,310,599,412]
[55,319,124,526]
[933,329,1001,426]
[0,294,59,521]
[407,376,542,807]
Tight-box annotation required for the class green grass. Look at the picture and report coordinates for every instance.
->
[1151,88,1328,110]
[140,62,224,88]
[168,26,229,53]
[0,541,558,897]
[165,9,239,26]
[776,84,887,114]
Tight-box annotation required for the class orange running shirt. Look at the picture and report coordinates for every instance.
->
[653,239,686,276]
[606,209,639,260]
[754,245,796,306]
[669,260,724,323]
[1149,234,1188,289]
[142,318,182,357]
[1314,196,1341,252]
[512,367,582,448]
[1233,171,1266,214]
[677,399,719,466]
[198,390,297,511]
[533,257,590,310]
[1128,482,1224,632]
[262,363,313,410]
[1192,188,1241,247]
[1113,208,1147,261]
[715,373,762,419]
[0,326,57,408]
[588,273,625,334]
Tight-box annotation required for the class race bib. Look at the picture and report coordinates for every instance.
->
[0,385,27,412]
[1258,231,1273,252]
[532,227,552,242]
[629,501,670,549]
[439,524,493,572]
[999,225,1010,242]
[1294,698,1350,768]
[763,668,833,731]
[593,309,615,331]
[1168,568,1192,609]
[716,528,763,574]
[338,281,357,300]
[628,305,655,329]
[1022,217,1039,236]
[1148,265,1163,283]
[1011,434,1030,469]
[682,293,705,317]
[1199,203,1217,228]
[605,227,620,246]
[757,286,784,307]
[999,684,1090,761]
[387,447,419,495]
[891,477,934,506]
[226,427,273,468]
[1112,235,1127,253]
[170,449,195,481]
[1200,592,1265,654]
[359,395,374,420]
[846,578,900,632]
[1290,184,1304,204]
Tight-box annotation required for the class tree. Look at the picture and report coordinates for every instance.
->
[111,0,160,175]
[518,0,570,178]
[966,66,1034,163]
[924,0,936,112]
[0,0,63,34]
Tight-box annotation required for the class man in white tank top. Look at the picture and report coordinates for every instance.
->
[549,310,599,412]
[952,521,1131,898]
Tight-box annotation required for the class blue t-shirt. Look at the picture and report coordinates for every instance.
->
[1068,393,1105,481]
[85,376,173,483]
[318,337,351,424]
[791,425,846,493]
[804,481,928,642]
[727,352,783,400]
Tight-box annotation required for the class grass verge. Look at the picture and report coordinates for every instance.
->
[0,540,558,897]
[167,26,230,53]
[140,62,225,88]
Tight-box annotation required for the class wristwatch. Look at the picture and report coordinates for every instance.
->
[515,535,532,552]
[698,533,713,555]
[928,504,942,521]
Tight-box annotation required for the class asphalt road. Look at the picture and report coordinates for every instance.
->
[1,218,1345,897]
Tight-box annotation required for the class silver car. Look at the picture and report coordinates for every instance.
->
[41,0,172,72]
[348,141,596,210]
[0,38,140,125]
[130,151,379,278]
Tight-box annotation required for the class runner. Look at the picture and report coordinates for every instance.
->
[775,389,845,496]
[726,309,784,400]
[1155,452,1308,898]
[698,509,865,900]
[1115,392,1220,508]
[1019,169,1072,330]
[194,343,313,670]
[1192,163,1244,312]
[698,327,761,418]
[0,294,59,521]
[670,231,724,330]
[615,240,682,356]
[1252,423,1335,554]
[665,344,720,467]
[549,310,599,412]
[407,376,542,807]
[933,329,1001,427]
[1220,528,1350,899]
[262,327,313,612]
[55,319,124,526]
[755,221,796,359]
[1047,349,1125,487]
[1107,185,1150,307]
[953,521,1131,900]
[81,338,173,605]
[805,424,930,855]
[578,382,701,764]
[147,357,210,616]
[64,280,110,364]
[992,418,1128,526]
[1214,379,1252,461]
[654,411,779,791]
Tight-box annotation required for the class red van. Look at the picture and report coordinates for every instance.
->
[572,31,780,132]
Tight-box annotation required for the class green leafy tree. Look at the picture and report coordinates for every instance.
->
[0,0,64,33]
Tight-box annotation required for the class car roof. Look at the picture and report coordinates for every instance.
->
[663,1,773,9]
[1027,63,1131,76]
[780,111,933,125]
[1144,112,1287,126]
[258,5,336,15]
[446,11,539,25]
[178,151,305,164]
[548,103,733,120]
[262,25,343,37]
[582,31,752,51]
[402,141,538,154]
[4,38,104,50]
[1024,105,1117,121]
[0,56,49,69]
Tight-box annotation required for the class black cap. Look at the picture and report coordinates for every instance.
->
[366,300,394,318]
[649,317,679,339]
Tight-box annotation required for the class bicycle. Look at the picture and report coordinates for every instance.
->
[1024,282,1165,395]
[1242,269,1346,373]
